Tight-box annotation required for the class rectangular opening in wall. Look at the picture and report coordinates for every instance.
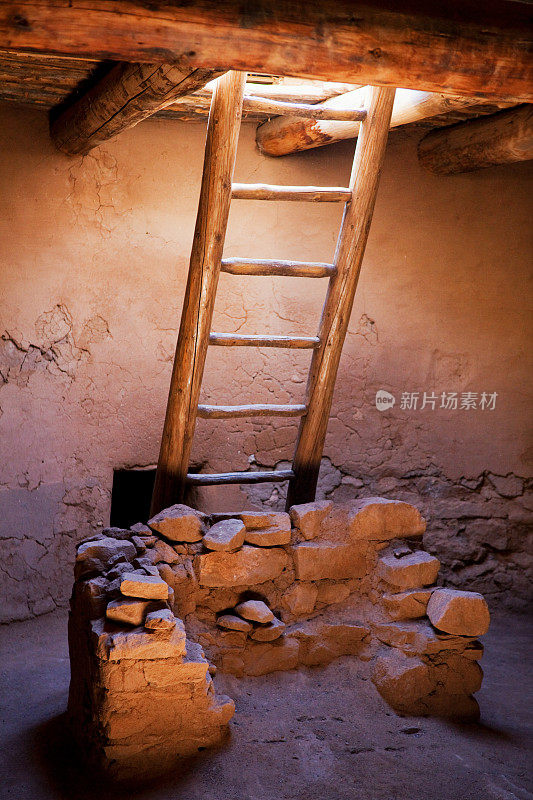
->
[110,465,203,527]
[110,467,156,528]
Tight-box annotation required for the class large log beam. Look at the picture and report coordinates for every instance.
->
[0,1,531,102]
[256,88,513,157]
[418,104,533,175]
[51,61,222,155]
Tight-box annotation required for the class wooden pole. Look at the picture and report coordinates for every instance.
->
[51,61,222,155]
[286,86,396,509]
[1,0,531,102]
[418,104,533,175]
[256,87,513,157]
[150,70,246,516]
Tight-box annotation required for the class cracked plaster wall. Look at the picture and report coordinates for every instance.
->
[0,103,531,622]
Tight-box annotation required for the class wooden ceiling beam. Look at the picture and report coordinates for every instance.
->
[256,88,514,157]
[50,61,223,155]
[418,104,533,175]
[0,0,531,103]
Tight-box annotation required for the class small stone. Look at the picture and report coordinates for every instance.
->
[427,589,490,637]
[106,562,135,581]
[378,550,440,589]
[131,535,147,553]
[120,572,169,600]
[106,598,151,626]
[153,539,182,564]
[217,614,253,633]
[235,599,274,623]
[144,608,176,633]
[289,500,333,540]
[148,503,206,542]
[130,522,151,534]
[383,589,432,620]
[282,583,318,615]
[250,616,286,642]
[241,512,291,546]
[101,527,135,541]
[203,519,246,552]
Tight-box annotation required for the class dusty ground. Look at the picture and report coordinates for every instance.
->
[0,611,531,800]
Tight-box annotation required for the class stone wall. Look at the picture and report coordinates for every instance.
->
[0,102,531,622]
[69,498,491,778]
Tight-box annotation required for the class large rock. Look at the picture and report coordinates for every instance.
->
[75,537,136,579]
[120,572,170,600]
[289,500,333,540]
[106,598,151,626]
[427,589,490,636]
[195,545,288,588]
[383,588,433,620]
[148,504,205,542]
[241,512,291,546]
[378,550,440,589]
[203,519,246,552]
[372,650,434,710]
[345,497,426,540]
[291,541,366,581]
[235,599,274,623]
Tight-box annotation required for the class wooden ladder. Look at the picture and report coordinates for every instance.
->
[150,71,396,516]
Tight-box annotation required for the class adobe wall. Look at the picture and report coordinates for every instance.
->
[0,102,531,622]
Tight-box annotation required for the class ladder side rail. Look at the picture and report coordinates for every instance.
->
[150,70,247,515]
[286,86,396,510]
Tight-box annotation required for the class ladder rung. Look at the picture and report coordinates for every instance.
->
[231,183,352,202]
[221,258,336,278]
[197,403,307,419]
[209,333,319,349]
[185,470,295,485]
[243,95,367,122]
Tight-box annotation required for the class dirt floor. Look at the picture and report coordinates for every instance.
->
[0,610,531,800]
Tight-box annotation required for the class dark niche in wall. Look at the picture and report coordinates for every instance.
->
[110,466,202,527]
[110,467,156,528]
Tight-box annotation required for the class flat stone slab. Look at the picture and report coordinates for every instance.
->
[291,541,366,581]
[241,512,291,546]
[195,545,288,588]
[235,599,274,623]
[203,519,246,552]
[250,617,285,642]
[106,598,151,627]
[148,503,205,542]
[217,614,253,633]
[120,572,169,600]
[378,550,440,589]
[427,588,490,636]
[92,617,186,661]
